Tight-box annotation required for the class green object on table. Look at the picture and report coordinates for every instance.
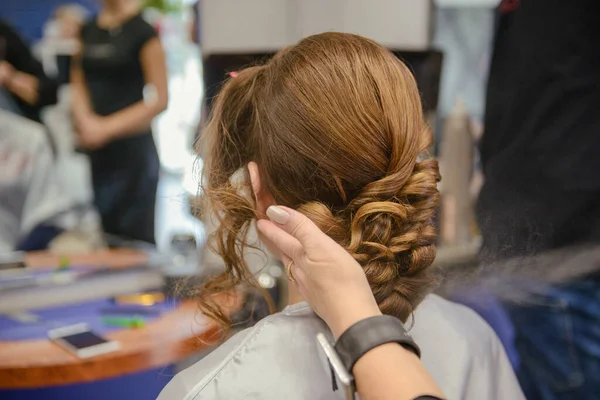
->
[102,315,146,329]
[57,255,70,271]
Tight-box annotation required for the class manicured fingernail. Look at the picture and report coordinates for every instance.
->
[266,206,290,224]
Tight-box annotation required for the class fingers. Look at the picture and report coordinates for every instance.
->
[265,206,319,247]
[256,219,303,260]
[280,253,305,291]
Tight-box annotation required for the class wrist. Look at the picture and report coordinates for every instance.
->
[332,314,422,383]
[3,71,17,88]
[102,116,120,140]
[330,302,382,339]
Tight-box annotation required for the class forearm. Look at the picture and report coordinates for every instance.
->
[72,87,92,117]
[0,23,56,108]
[353,343,443,400]
[5,71,39,105]
[103,99,167,139]
[330,303,443,400]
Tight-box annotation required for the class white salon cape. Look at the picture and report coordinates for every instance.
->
[159,294,524,400]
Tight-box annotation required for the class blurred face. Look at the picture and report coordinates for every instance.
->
[59,16,82,39]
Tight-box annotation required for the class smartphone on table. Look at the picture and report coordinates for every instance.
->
[48,323,119,358]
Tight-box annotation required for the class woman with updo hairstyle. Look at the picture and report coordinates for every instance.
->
[160,33,523,400]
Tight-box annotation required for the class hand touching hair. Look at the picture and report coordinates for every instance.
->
[200,32,441,332]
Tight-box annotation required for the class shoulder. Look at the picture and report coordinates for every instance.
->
[158,327,254,399]
[414,294,497,340]
[0,20,29,55]
[127,15,158,52]
[412,295,524,400]
[128,15,157,38]
[0,20,18,38]
[159,304,329,400]
[411,294,502,363]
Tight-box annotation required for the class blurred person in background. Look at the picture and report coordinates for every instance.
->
[477,0,600,399]
[0,19,58,122]
[54,4,89,41]
[0,109,74,252]
[71,0,168,244]
[39,3,89,84]
[0,20,67,251]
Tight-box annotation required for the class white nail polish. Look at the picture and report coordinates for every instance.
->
[266,206,290,224]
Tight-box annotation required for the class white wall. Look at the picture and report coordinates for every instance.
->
[201,0,432,54]
[202,0,294,53]
[340,0,431,49]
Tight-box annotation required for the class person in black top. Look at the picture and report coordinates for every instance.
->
[478,1,600,399]
[71,0,168,244]
[0,20,58,121]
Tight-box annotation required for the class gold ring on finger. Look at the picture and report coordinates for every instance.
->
[286,260,296,282]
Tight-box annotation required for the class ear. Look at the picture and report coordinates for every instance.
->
[248,161,275,216]
[247,161,261,197]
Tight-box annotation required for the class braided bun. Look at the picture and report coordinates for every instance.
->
[299,157,441,322]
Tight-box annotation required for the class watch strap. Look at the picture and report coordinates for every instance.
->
[334,315,420,373]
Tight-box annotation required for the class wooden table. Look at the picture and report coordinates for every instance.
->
[24,248,149,270]
[0,301,221,389]
[0,250,237,391]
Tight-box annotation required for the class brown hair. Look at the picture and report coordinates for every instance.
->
[200,32,441,332]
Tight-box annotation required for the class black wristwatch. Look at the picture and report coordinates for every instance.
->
[317,315,422,400]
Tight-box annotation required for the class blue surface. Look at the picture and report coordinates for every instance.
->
[0,365,176,400]
[0,298,178,341]
[0,0,98,43]
[0,298,180,399]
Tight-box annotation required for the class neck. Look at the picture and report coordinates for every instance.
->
[287,282,306,305]
[103,0,138,16]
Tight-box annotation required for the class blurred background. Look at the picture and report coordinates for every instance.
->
[1,0,598,399]
[0,0,496,254]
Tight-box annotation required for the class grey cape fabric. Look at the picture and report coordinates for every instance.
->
[159,294,524,400]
